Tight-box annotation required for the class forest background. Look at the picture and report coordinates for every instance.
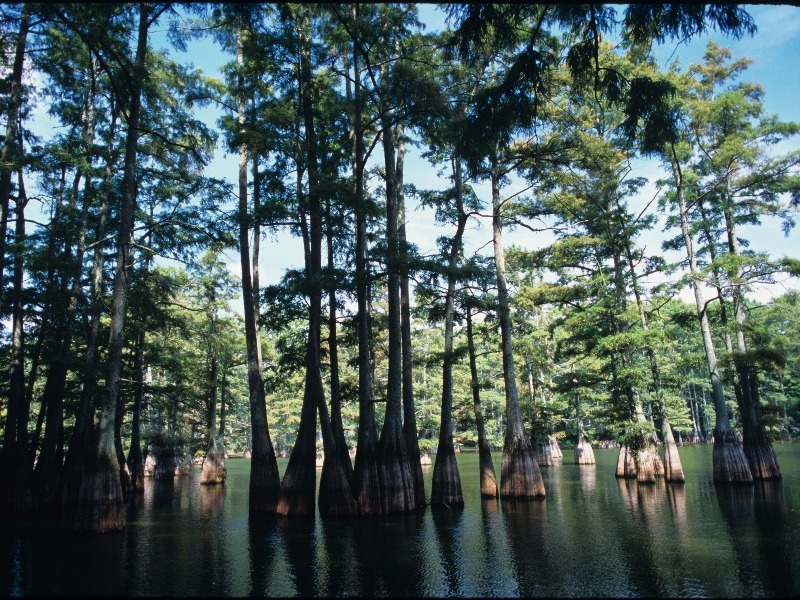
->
[1,2,800,528]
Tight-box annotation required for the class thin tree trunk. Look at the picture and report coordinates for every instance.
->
[466,304,497,497]
[0,170,31,515]
[397,124,426,510]
[0,4,29,316]
[127,331,146,492]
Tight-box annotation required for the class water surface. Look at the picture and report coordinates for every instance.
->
[1,444,798,597]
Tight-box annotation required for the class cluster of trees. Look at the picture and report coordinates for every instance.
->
[0,3,798,533]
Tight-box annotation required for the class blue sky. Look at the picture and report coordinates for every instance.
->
[28,4,800,304]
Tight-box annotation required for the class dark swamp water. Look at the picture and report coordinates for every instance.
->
[1,445,799,598]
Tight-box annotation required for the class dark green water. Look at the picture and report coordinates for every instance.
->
[1,444,799,597]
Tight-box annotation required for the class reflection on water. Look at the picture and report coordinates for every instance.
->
[1,444,799,597]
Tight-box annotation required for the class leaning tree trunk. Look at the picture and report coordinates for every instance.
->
[466,305,498,497]
[671,148,751,483]
[73,4,151,533]
[431,157,468,509]
[491,155,545,499]
[236,23,281,514]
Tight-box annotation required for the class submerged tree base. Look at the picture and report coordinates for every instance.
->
[500,437,545,499]
[478,444,498,498]
[574,436,596,465]
[635,445,659,484]
[73,453,125,533]
[615,446,636,479]
[249,452,281,514]
[744,437,781,480]
[200,437,227,485]
[431,448,464,507]
[537,442,554,467]
[713,431,753,483]
[663,431,685,483]
[318,453,358,517]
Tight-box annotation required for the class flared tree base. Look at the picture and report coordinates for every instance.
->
[431,447,464,508]
[712,432,753,483]
[500,437,546,499]
[73,453,125,533]
[574,437,596,465]
[200,438,227,485]
[663,439,685,483]
[354,441,383,516]
[379,434,416,515]
[743,436,781,480]
[636,445,659,484]
[536,442,554,467]
[615,445,637,479]
[318,454,358,517]
[478,444,498,498]
[249,451,281,514]
[549,436,563,459]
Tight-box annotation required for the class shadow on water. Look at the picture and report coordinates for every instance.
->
[500,497,547,596]
[431,507,465,596]
[716,481,797,597]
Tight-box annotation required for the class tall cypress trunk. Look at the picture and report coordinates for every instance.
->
[351,4,382,515]
[236,23,281,514]
[378,98,416,514]
[277,11,327,516]
[491,154,545,499]
[431,157,468,508]
[326,195,353,485]
[670,147,751,483]
[74,4,150,533]
[36,67,101,509]
[396,124,426,510]
[127,331,146,492]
